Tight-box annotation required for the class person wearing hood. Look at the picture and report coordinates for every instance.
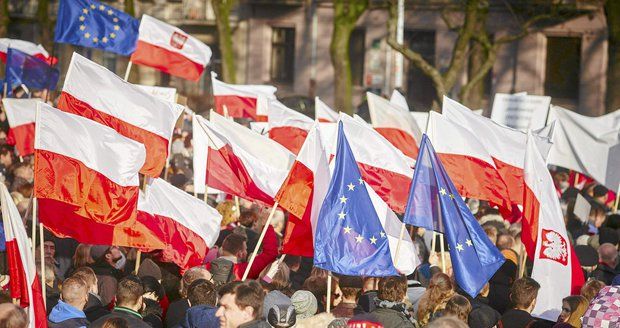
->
[88,245,126,307]
[178,279,219,328]
[48,276,90,328]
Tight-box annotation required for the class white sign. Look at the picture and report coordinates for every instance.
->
[136,85,177,103]
[491,93,551,131]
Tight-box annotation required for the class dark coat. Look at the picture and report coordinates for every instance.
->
[370,307,416,328]
[177,305,220,328]
[89,261,124,307]
[591,263,618,285]
[165,299,190,328]
[84,292,110,322]
[489,261,518,314]
[498,309,537,328]
[468,296,501,328]
[90,307,152,328]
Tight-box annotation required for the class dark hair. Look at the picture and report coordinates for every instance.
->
[116,275,144,307]
[377,275,407,302]
[101,317,129,328]
[142,276,165,301]
[218,280,265,320]
[510,277,540,309]
[283,255,301,269]
[444,295,471,322]
[238,207,258,227]
[222,233,248,255]
[188,279,217,307]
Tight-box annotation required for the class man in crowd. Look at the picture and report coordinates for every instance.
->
[370,275,416,327]
[165,267,212,327]
[90,276,151,328]
[89,245,125,307]
[498,277,541,328]
[591,243,619,285]
[179,279,219,327]
[215,280,269,328]
[48,277,90,327]
[332,275,362,319]
[71,267,110,322]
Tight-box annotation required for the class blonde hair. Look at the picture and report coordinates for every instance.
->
[72,244,94,268]
[417,273,455,326]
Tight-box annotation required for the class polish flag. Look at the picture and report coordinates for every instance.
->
[196,112,295,205]
[58,53,184,177]
[0,183,47,328]
[523,131,585,321]
[211,72,277,120]
[268,100,314,154]
[442,96,553,204]
[2,98,39,156]
[0,38,56,65]
[367,92,422,159]
[426,111,512,208]
[329,114,414,213]
[275,124,331,256]
[130,15,211,81]
[34,103,165,249]
[389,89,409,112]
[138,178,222,270]
[315,97,339,123]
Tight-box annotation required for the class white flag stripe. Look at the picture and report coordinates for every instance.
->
[2,98,40,127]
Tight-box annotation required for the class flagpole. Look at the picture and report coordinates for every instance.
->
[573,172,580,188]
[242,201,278,281]
[235,196,241,218]
[124,61,133,82]
[518,243,527,278]
[326,272,333,314]
[439,233,446,273]
[613,182,620,213]
[431,230,436,254]
[134,250,142,274]
[393,222,407,267]
[39,223,46,308]
[31,198,37,259]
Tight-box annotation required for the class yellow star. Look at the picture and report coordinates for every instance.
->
[343,226,352,234]
[358,177,363,185]
[107,9,113,15]
[370,236,377,244]
[338,211,346,220]
[79,16,85,21]
[439,188,447,196]
[109,33,116,39]
[380,231,386,238]
[92,37,98,43]
[79,25,86,31]
[449,194,455,200]
[456,243,464,252]
[101,37,108,43]
[82,8,88,14]
[84,32,90,39]
[355,235,364,243]
[113,17,119,22]
[99,5,105,10]
[466,239,473,247]
[114,25,120,31]
[90,4,96,9]
[339,196,347,204]
[347,183,355,191]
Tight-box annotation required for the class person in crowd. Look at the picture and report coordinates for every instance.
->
[369,275,416,327]
[574,245,599,278]
[290,290,317,320]
[100,317,130,328]
[55,237,80,280]
[580,279,606,302]
[71,267,110,322]
[178,279,219,328]
[258,260,293,296]
[581,282,620,327]
[465,283,501,328]
[70,244,94,276]
[498,277,541,328]
[37,260,60,314]
[48,276,90,327]
[262,290,292,323]
[441,294,471,324]
[138,258,163,283]
[91,275,152,328]
[427,316,469,328]
[405,275,426,315]
[553,295,588,328]
[302,275,341,313]
[283,256,305,291]
[0,303,28,328]
[488,257,518,314]
[332,275,362,319]
[89,245,125,307]
[165,266,212,328]
[417,273,454,326]
[141,276,164,328]
[356,277,379,314]
[591,243,619,284]
[217,207,260,250]
[265,303,296,328]
[215,280,270,328]
[496,233,515,251]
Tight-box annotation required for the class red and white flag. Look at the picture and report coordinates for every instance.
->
[58,53,183,177]
[268,100,314,154]
[315,97,338,123]
[389,89,409,112]
[275,124,331,256]
[367,92,422,159]
[0,38,56,65]
[211,72,277,121]
[138,178,222,270]
[427,111,511,208]
[130,15,212,81]
[34,103,164,249]
[196,112,295,205]
[523,131,585,321]
[2,98,39,156]
[1,183,47,328]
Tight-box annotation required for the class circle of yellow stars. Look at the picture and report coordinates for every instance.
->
[439,187,474,252]
[78,3,121,45]
[339,177,387,246]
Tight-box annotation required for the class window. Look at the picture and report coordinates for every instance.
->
[404,30,436,111]
[350,29,365,86]
[270,27,295,84]
[544,36,581,106]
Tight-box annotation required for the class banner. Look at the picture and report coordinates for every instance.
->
[491,93,551,130]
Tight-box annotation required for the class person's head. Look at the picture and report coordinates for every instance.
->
[61,277,89,311]
[137,258,163,283]
[216,280,265,328]
[0,303,28,328]
[141,276,165,302]
[72,244,94,268]
[0,145,14,167]
[377,275,407,303]
[496,233,515,250]
[444,295,471,323]
[510,277,540,312]
[417,273,454,325]
[580,279,606,302]
[302,275,341,311]
[71,266,98,295]
[592,185,609,205]
[12,163,33,183]
[116,275,144,311]
[558,295,588,327]
[426,316,469,328]
[554,171,570,192]
[221,233,248,262]
[483,224,498,245]
[187,279,217,307]
[238,207,258,228]
[338,275,363,303]
[282,256,301,272]
[100,317,129,328]
[36,261,56,288]
[42,240,55,260]
[362,277,379,292]
[290,290,317,319]
[180,266,212,298]
[259,261,291,292]
[598,243,618,267]
[590,205,607,228]
[90,245,123,268]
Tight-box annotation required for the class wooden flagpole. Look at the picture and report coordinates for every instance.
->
[439,233,446,273]
[326,272,333,314]
[31,198,37,258]
[613,182,620,213]
[235,196,241,218]
[39,223,46,308]
[393,222,407,267]
[242,202,279,281]
[518,243,527,278]
[134,250,142,274]
[124,61,133,82]
[573,172,580,188]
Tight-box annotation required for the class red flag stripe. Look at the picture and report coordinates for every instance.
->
[358,161,411,214]
[494,159,525,205]
[375,127,419,159]
[269,127,309,155]
[8,123,35,156]
[214,95,258,119]
[131,40,205,82]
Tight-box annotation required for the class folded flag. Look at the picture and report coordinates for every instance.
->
[315,97,339,123]
[1,183,47,328]
[268,100,314,154]
[34,103,164,249]
[211,72,277,120]
[5,48,59,96]
[389,89,409,112]
[403,134,505,297]
[138,178,222,270]
[2,98,40,157]
[275,124,331,257]
[131,15,212,81]
[315,121,418,276]
[54,0,139,56]
[524,131,585,320]
[0,38,56,65]
[58,53,183,177]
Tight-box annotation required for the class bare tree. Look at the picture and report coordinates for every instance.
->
[606,0,620,112]
[330,0,368,115]
[213,0,237,83]
[125,0,135,17]
[0,0,8,38]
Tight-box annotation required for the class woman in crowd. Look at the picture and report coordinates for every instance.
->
[417,273,455,326]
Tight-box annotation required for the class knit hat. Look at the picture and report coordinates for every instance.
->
[90,245,110,261]
[209,257,234,286]
[137,258,162,281]
[574,245,598,267]
[290,290,317,319]
[598,227,619,246]
[263,290,292,320]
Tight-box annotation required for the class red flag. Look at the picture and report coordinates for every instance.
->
[268,100,314,154]
[211,72,277,120]
[2,98,38,156]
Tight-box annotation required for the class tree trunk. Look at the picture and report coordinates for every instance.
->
[0,0,8,38]
[37,0,52,50]
[606,0,620,113]
[462,42,485,108]
[213,0,237,84]
[125,0,135,17]
[330,0,368,115]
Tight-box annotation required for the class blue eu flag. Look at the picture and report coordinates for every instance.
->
[55,0,139,56]
[314,122,398,277]
[5,48,59,96]
[404,135,505,297]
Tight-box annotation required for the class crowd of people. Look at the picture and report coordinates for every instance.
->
[0,104,618,328]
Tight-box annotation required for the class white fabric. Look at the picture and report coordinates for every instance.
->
[135,85,177,103]
[268,99,314,130]
[389,90,409,112]
[137,15,211,66]
[139,178,222,247]
[2,98,41,127]
[63,53,183,140]
[491,93,551,130]
[211,72,277,98]
[410,112,429,133]
[35,103,145,187]
[191,114,225,195]
[249,122,270,136]
[315,97,339,122]
[0,38,50,58]
[367,92,422,144]
[525,132,573,321]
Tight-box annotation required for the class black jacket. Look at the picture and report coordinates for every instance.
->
[498,309,537,328]
[370,307,416,328]
[468,296,501,328]
[165,299,190,328]
[591,263,618,285]
[89,261,124,306]
[84,292,110,322]
[90,307,152,328]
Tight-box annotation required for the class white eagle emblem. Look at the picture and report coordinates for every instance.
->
[539,229,568,266]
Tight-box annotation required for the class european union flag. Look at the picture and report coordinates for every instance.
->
[55,0,139,56]
[5,48,59,96]
[404,135,505,297]
[314,122,398,277]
